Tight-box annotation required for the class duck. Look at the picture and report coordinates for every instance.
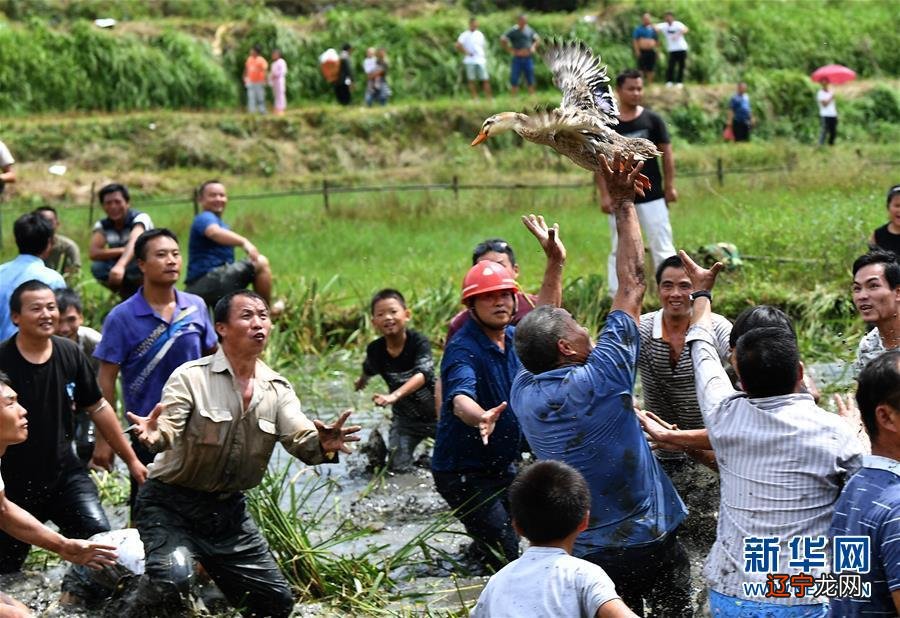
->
[471,41,659,187]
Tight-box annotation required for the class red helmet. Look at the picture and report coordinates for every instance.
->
[461,260,518,302]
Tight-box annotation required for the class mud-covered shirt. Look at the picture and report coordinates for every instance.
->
[0,336,101,498]
[511,311,686,555]
[613,110,670,203]
[362,329,435,423]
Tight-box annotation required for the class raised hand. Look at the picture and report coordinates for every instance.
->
[479,401,507,445]
[598,152,646,203]
[314,409,362,454]
[522,214,566,263]
[677,249,723,291]
[59,539,118,570]
[125,402,165,447]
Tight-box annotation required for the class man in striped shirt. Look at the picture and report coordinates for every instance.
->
[830,350,900,616]
[681,250,862,617]
[638,254,730,552]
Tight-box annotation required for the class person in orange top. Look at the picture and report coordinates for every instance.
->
[243,45,268,114]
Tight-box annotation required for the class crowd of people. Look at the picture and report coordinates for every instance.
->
[0,20,888,617]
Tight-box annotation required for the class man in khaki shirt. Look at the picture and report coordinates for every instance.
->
[126,290,360,617]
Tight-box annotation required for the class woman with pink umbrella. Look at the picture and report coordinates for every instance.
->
[811,64,855,146]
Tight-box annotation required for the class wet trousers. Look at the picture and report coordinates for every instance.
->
[432,469,519,571]
[607,197,675,295]
[583,531,693,617]
[0,466,110,573]
[387,417,435,472]
[131,479,293,618]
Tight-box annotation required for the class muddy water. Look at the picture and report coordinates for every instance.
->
[0,358,854,616]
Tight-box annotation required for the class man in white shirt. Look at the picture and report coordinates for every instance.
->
[456,17,492,100]
[655,11,689,87]
[680,250,862,616]
[817,78,838,146]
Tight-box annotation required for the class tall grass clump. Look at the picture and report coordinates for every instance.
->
[247,466,467,613]
[0,21,232,113]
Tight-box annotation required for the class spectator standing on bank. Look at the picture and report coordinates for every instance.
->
[656,12,688,87]
[817,77,838,146]
[269,48,287,116]
[243,45,268,114]
[335,43,354,106]
[727,82,753,142]
[456,17,492,100]
[500,14,539,96]
[632,13,658,86]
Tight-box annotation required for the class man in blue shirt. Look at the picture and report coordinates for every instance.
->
[185,180,273,309]
[632,13,659,86]
[0,213,65,340]
[500,14,540,96]
[830,350,900,616]
[432,213,565,573]
[511,153,690,615]
[727,82,754,142]
[92,229,217,508]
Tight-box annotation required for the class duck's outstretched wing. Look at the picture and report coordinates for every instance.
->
[525,107,598,144]
[543,40,619,125]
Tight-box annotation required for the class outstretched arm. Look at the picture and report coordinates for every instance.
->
[598,154,647,322]
[522,214,566,307]
[0,493,116,570]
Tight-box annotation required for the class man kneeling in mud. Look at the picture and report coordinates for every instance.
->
[118,291,360,617]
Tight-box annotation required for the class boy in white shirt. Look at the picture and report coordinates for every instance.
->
[655,12,689,86]
[471,461,637,618]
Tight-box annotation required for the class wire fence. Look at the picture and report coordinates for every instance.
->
[1,156,898,247]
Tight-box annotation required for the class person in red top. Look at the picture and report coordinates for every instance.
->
[243,45,268,114]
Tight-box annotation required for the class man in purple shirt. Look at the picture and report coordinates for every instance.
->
[92,229,217,507]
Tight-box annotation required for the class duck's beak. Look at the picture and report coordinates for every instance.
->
[471,132,488,146]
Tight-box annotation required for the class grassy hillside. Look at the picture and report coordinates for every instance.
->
[0,0,897,113]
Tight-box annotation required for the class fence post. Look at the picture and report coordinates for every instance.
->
[192,186,199,216]
[322,179,330,212]
[452,175,459,201]
[716,158,724,186]
[87,181,96,227]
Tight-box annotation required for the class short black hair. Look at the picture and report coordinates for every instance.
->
[735,326,799,397]
[370,289,406,315]
[34,205,58,218]
[10,280,53,315]
[134,228,179,261]
[213,290,268,326]
[0,370,10,388]
[616,69,643,89]
[197,179,223,199]
[515,305,572,375]
[252,44,262,53]
[853,250,900,289]
[472,238,517,267]
[509,460,590,544]
[856,350,900,442]
[98,183,130,204]
[55,288,83,314]
[887,184,900,207]
[341,43,352,51]
[730,305,796,349]
[13,212,54,256]
[655,255,684,285]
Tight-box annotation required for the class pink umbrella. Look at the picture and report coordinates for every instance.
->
[811,64,856,84]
